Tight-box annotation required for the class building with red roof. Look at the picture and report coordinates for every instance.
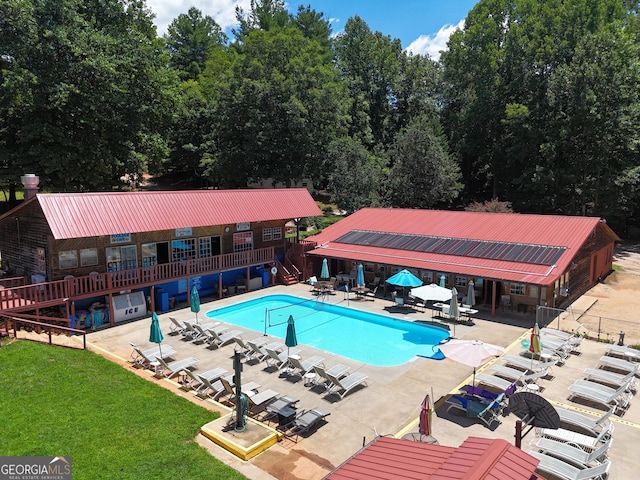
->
[305,208,619,313]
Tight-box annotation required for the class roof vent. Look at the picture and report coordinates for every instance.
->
[21,174,39,199]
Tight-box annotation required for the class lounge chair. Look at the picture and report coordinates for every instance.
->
[501,354,558,372]
[129,343,177,368]
[605,344,640,361]
[218,376,261,403]
[260,396,300,422]
[190,323,228,343]
[286,355,325,378]
[474,373,518,393]
[583,368,637,391]
[156,356,199,379]
[196,375,234,400]
[247,340,285,363]
[233,336,269,358]
[265,346,302,370]
[568,379,632,411]
[528,451,611,480]
[201,326,243,348]
[531,436,612,468]
[168,316,186,335]
[540,423,613,450]
[313,364,351,391]
[490,365,549,387]
[280,408,330,442]
[555,405,615,435]
[244,389,280,415]
[179,367,227,391]
[445,393,505,427]
[183,321,219,341]
[325,371,368,399]
[598,355,639,375]
[541,327,584,347]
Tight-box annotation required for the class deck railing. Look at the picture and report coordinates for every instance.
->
[0,247,275,312]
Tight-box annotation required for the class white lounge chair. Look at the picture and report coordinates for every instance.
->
[528,451,610,480]
[541,326,584,343]
[265,347,301,370]
[183,321,219,341]
[605,344,640,361]
[244,389,280,415]
[501,354,558,372]
[201,326,242,348]
[247,340,284,363]
[218,376,261,404]
[196,375,236,400]
[554,405,615,435]
[233,336,269,357]
[168,316,186,335]
[532,436,611,468]
[129,343,177,368]
[583,368,637,391]
[326,371,368,399]
[474,373,517,393]
[568,379,632,412]
[312,364,351,391]
[540,423,613,450]
[286,355,325,378]
[598,355,639,375]
[280,408,330,442]
[156,356,199,379]
[180,367,227,392]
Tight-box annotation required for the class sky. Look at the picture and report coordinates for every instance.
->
[145,0,478,60]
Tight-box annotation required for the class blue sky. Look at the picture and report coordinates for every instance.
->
[145,0,478,59]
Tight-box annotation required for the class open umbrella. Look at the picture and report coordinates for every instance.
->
[320,258,330,280]
[356,264,365,287]
[409,283,452,303]
[386,269,422,301]
[285,315,298,356]
[149,312,164,358]
[190,286,201,324]
[466,280,476,307]
[439,339,504,387]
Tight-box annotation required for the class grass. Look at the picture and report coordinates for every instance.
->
[0,341,248,480]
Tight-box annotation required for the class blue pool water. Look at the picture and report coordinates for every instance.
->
[205,294,449,366]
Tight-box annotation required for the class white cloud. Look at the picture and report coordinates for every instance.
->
[405,19,465,61]
[147,0,253,35]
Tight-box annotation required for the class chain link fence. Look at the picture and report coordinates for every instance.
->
[536,306,637,347]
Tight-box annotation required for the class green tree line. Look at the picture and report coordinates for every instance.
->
[1,0,639,232]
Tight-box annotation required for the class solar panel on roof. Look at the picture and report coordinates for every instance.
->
[334,230,565,266]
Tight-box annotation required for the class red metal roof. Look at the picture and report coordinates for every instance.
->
[30,189,321,239]
[307,208,619,286]
[324,436,544,480]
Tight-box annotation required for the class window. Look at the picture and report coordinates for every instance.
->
[142,243,157,267]
[455,276,467,287]
[510,283,525,295]
[262,228,282,242]
[420,271,433,283]
[233,232,253,252]
[106,245,138,271]
[364,263,374,273]
[172,238,196,262]
[59,250,78,269]
[80,248,98,267]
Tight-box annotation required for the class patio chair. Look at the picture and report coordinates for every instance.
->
[554,405,615,436]
[583,368,637,391]
[445,393,505,427]
[286,355,325,379]
[598,355,639,375]
[474,373,518,393]
[531,436,612,468]
[568,379,632,412]
[191,323,229,344]
[541,327,584,347]
[218,376,262,404]
[247,340,285,363]
[129,343,177,368]
[365,286,378,301]
[168,316,186,335]
[156,356,199,379]
[528,451,611,480]
[368,276,381,290]
[244,388,280,416]
[490,365,549,387]
[325,371,368,399]
[280,408,330,442]
[540,419,613,450]
[501,354,558,372]
[201,326,243,348]
[232,335,269,358]
[605,343,640,361]
[391,291,406,309]
[265,346,302,370]
[259,396,300,422]
[312,364,351,391]
[183,320,219,341]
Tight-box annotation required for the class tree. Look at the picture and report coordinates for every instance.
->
[0,0,177,191]
[386,115,462,209]
[233,0,290,42]
[164,7,227,81]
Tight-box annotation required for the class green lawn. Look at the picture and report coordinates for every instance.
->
[0,341,248,480]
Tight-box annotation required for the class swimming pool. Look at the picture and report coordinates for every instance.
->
[205,294,449,366]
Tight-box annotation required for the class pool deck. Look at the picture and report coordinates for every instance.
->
[86,283,640,480]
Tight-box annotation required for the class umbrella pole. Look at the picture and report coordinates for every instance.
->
[159,342,162,358]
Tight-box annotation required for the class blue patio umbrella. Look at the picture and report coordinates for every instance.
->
[385,269,423,288]
[285,315,298,356]
[320,258,330,280]
[356,264,365,287]
[190,286,201,324]
[149,312,164,357]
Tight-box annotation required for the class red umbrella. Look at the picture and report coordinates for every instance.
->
[418,393,432,436]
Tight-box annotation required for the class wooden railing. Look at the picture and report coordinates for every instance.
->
[1,314,87,349]
[0,247,275,312]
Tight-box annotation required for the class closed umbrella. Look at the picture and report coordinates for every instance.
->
[529,321,542,368]
[356,264,365,287]
[466,280,476,307]
[418,393,433,436]
[190,286,201,324]
[439,339,504,387]
[449,287,460,324]
[149,312,164,358]
[285,315,298,356]
[320,258,330,280]
[439,275,446,288]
